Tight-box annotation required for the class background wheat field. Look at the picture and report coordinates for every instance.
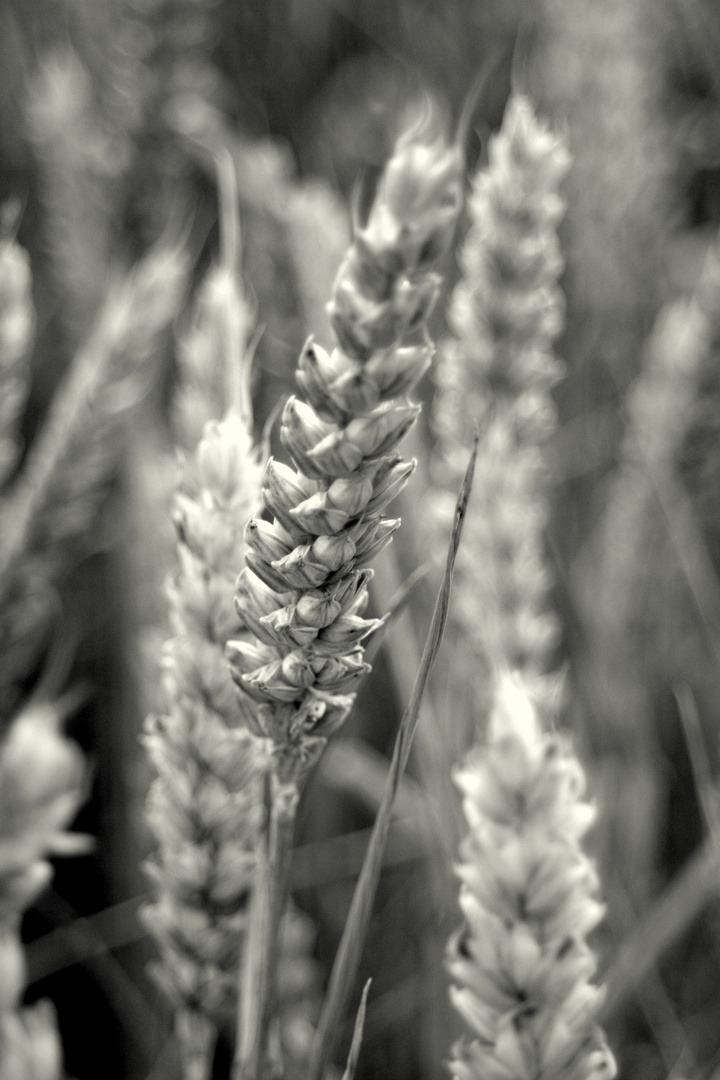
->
[3,1,720,1079]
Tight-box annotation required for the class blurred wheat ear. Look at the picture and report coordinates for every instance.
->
[140,145,275,1080]
[0,695,93,1080]
[0,215,34,492]
[415,90,618,1080]
[26,47,120,339]
[571,235,720,928]
[0,241,188,726]
[427,90,570,747]
[575,240,720,747]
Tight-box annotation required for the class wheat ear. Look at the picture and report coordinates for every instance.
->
[142,410,269,1080]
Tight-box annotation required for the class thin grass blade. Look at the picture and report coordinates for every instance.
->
[673,682,720,845]
[602,833,720,1020]
[341,979,372,1080]
[306,435,478,1080]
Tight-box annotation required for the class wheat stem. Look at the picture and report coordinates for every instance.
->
[233,778,297,1080]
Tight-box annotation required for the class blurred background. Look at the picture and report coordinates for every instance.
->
[4,0,720,1078]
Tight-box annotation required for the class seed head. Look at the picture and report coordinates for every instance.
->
[232,100,465,784]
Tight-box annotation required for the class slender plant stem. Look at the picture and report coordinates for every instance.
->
[235,843,270,1080]
[233,776,298,1080]
[341,979,371,1080]
[674,682,720,846]
[262,782,298,1067]
[601,833,720,1020]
